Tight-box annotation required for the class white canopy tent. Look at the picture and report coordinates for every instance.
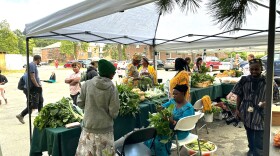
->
[24,0,280,48]
[23,0,279,154]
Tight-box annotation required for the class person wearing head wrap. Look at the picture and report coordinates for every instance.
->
[138,57,157,85]
[169,58,190,100]
[145,84,194,156]
[76,59,119,156]
[123,54,141,85]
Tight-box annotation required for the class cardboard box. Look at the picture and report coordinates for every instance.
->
[272,105,280,126]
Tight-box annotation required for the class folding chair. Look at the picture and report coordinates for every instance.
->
[116,127,157,156]
[193,99,209,134]
[172,113,202,156]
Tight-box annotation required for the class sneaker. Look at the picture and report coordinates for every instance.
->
[16,114,25,124]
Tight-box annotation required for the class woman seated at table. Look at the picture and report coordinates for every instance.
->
[43,72,56,83]
[193,57,203,73]
[138,57,157,85]
[169,58,190,100]
[145,84,194,156]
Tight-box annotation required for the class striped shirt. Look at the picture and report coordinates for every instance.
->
[231,75,278,130]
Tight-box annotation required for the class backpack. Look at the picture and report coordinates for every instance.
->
[17,76,25,90]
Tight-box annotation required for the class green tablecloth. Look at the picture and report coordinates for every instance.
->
[221,83,235,97]
[190,85,223,103]
[29,85,233,156]
[30,127,81,156]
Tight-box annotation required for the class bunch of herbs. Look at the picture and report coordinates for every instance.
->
[34,97,83,130]
[117,84,140,117]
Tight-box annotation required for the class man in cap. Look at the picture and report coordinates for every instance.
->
[76,59,119,156]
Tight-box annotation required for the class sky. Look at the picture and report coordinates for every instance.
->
[0,0,83,31]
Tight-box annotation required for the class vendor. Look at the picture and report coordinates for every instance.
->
[138,57,157,85]
[169,58,190,100]
[145,84,194,156]
[193,57,203,73]
[185,57,192,72]
[123,54,141,85]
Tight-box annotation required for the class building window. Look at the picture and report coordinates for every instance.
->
[136,45,140,48]
[166,52,170,56]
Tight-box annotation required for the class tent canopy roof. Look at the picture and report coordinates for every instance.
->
[24,0,280,50]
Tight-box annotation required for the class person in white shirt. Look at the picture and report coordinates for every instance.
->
[65,62,81,105]
[242,54,255,76]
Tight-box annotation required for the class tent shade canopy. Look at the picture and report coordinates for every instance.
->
[24,0,280,49]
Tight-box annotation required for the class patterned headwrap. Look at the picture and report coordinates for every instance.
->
[132,54,142,61]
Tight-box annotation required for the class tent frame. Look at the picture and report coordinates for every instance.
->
[25,1,277,155]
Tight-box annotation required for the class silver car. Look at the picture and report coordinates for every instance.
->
[164,58,176,71]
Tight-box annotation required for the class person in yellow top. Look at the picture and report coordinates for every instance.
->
[138,57,157,85]
[169,58,190,101]
[123,54,141,85]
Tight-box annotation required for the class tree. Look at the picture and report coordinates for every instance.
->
[13,29,36,55]
[103,44,118,60]
[0,20,19,53]
[156,0,265,30]
[103,44,127,60]
[60,41,89,60]
[33,39,58,47]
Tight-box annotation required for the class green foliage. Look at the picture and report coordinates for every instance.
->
[212,106,222,115]
[103,44,127,60]
[191,72,215,87]
[156,0,200,14]
[0,20,19,53]
[255,54,265,59]
[138,76,153,91]
[60,41,89,60]
[13,29,35,55]
[116,84,140,117]
[33,39,58,47]
[225,52,247,60]
[148,104,175,143]
[200,63,210,73]
[34,97,83,130]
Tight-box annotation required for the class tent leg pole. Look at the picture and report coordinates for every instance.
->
[264,0,276,155]
[26,37,32,145]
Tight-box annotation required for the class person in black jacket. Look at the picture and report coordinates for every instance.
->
[0,70,8,105]
[86,61,98,80]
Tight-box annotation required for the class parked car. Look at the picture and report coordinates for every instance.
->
[78,60,91,68]
[204,56,222,71]
[164,58,176,71]
[64,60,77,68]
[148,60,165,69]
[219,57,245,70]
[261,53,280,76]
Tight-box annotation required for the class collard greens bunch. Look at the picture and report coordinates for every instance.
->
[34,97,83,130]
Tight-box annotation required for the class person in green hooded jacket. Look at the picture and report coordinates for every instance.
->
[76,59,120,156]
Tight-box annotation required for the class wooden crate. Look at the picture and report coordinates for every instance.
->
[272,106,280,126]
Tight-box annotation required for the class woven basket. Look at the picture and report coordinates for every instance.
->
[194,81,210,88]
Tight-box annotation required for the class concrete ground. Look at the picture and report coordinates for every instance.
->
[0,65,280,156]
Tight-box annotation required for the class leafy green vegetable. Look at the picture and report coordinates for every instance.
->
[148,104,175,143]
[191,73,215,87]
[34,97,83,130]
[138,76,153,91]
[116,84,140,117]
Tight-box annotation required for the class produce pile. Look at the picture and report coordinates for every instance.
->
[34,97,83,130]
[138,76,153,91]
[273,132,280,147]
[145,87,165,99]
[131,88,146,101]
[216,70,243,78]
[185,139,216,152]
[117,84,140,117]
[191,73,215,88]
[148,104,175,143]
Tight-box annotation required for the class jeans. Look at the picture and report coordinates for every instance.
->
[245,126,263,156]
[70,92,80,106]
[21,88,44,117]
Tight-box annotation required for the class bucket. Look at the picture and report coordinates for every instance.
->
[204,113,213,122]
